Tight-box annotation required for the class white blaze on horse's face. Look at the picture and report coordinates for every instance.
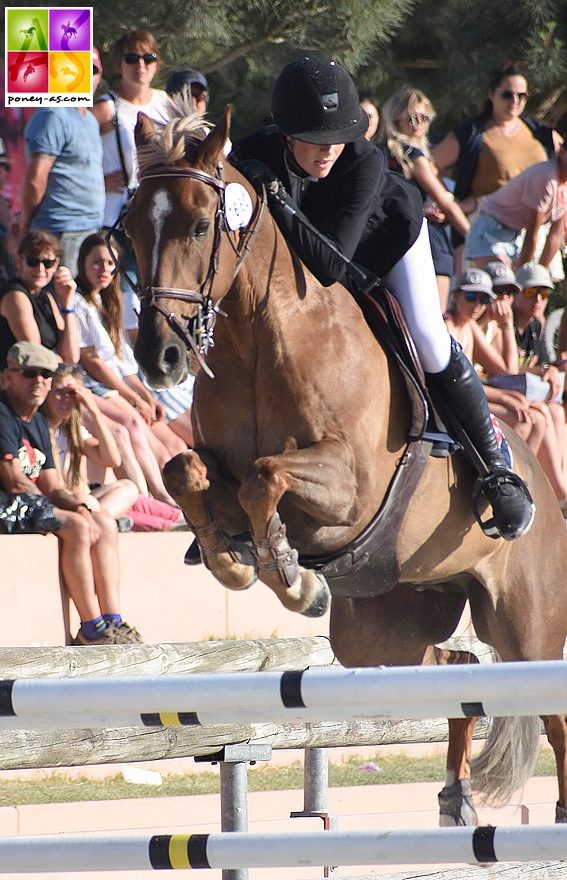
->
[149,189,173,283]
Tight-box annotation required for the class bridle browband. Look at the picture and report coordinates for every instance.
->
[106,163,266,378]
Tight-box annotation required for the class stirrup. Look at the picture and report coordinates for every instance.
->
[471,466,535,540]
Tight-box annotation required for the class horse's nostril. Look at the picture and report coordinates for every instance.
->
[162,345,182,372]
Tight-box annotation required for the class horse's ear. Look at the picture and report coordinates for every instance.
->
[135,112,157,147]
[197,105,232,170]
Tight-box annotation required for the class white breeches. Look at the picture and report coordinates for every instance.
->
[383,219,451,374]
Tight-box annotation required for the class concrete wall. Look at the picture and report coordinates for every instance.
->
[1,533,329,647]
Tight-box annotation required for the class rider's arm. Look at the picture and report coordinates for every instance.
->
[268,146,385,286]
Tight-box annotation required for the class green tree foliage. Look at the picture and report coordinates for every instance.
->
[366,0,567,136]
[3,0,567,136]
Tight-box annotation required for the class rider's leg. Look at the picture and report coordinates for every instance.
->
[383,220,535,540]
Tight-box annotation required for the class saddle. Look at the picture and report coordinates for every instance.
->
[300,284,458,599]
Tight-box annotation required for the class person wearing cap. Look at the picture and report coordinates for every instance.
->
[513,263,558,369]
[512,263,566,445]
[444,268,516,371]
[446,270,567,514]
[0,342,140,645]
[166,67,208,115]
[229,55,535,541]
[479,261,522,357]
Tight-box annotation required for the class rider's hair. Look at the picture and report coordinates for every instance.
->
[76,233,124,357]
[377,86,435,179]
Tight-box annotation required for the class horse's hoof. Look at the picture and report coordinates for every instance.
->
[301,573,331,618]
[438,779,478,827]
[555,801,567,823]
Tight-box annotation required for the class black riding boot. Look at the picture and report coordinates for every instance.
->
[426,339,535,540]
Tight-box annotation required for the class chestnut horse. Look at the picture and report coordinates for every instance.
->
[127,105,567,825]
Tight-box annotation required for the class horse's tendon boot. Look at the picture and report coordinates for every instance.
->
[438,779,478,827]
[254,512,300,588]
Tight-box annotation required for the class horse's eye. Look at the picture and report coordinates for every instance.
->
[193,219,210,239]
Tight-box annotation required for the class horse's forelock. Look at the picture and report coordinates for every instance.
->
[137,97,211,172]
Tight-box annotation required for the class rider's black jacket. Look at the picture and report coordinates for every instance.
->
[231,127,423,286]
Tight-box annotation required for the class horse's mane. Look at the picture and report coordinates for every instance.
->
[137,94,210,171]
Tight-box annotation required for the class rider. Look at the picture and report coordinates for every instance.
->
[230,55,535,541]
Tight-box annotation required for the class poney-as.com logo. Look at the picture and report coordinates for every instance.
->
[5,7,93,107]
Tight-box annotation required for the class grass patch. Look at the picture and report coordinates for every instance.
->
[0,750,557,807]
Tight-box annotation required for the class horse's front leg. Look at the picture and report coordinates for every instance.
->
[238,439,357,617]
[163,449,257,590]
[433,646,480,827]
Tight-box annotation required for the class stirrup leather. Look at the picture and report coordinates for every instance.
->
[471,466,535,540]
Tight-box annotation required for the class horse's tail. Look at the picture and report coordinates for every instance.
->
[470,649,540,806]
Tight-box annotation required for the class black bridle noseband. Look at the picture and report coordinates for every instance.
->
[105,163,266,378]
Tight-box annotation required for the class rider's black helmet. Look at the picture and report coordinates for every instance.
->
[271,56,368,144]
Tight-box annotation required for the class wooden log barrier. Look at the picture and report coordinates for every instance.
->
[0,639,490,770]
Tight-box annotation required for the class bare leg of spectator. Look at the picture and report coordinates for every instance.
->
[92,479,139,518]
[55,509,102,622]
[89,510,122,615]
[94,396,176,504]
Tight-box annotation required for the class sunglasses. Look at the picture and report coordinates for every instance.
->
[408,113,432,127]
[123,52,157,66]
[499,90,528,101]
[494,286,518,296]
[24,256,57,268]
[463,291,493,305]
[522,286,551,299]
[9,367,54,379]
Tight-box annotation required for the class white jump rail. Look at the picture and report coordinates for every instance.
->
[0,825,566,872]
[1,660,566,727]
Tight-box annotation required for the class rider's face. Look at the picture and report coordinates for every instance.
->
[287,138,345,179]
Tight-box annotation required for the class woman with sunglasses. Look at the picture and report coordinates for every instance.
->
[231,55,535,541]
[0,230,79,370]
[92,30,171,337]
[378,87,470,309]
[433,63,562,222]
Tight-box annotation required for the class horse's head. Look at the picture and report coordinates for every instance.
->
[125,104,259,387]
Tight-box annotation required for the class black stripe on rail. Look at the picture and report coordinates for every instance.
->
[461,702,486,717]
[472,825,497,862]
[280,670,306,708]
[0,681,15,716]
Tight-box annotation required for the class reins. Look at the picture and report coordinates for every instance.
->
[106,163,266,378]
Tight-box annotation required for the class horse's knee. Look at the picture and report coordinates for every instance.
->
[163,449,209,497]
[239,458,285,511]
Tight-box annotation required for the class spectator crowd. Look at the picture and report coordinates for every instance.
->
[1,30,567,645]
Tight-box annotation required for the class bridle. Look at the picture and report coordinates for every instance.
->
[105,162,266,378]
